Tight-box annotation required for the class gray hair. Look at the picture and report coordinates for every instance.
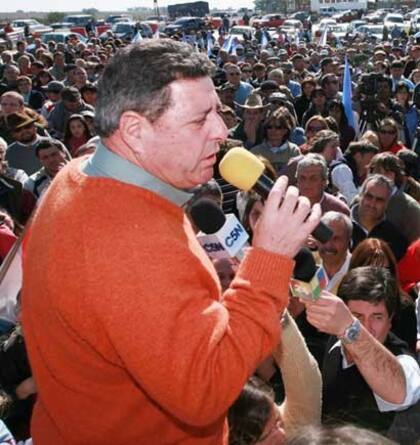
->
[95,39,215,137]
[296,153,328,180]
[361,174,393,197]
[321,211,353,240]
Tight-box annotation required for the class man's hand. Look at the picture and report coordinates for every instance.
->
[252,176,321,258]
[304,291,354,337]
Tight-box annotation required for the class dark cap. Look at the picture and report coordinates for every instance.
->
[61,86,81,102]
[259,80,280,92]
[41,80,64,93]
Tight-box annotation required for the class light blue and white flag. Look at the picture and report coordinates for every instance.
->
[222,34,234,53]
[261,30,269,48]
[319,26,328,46]
[132,30,143,43]
[342,56,356,130]
[206,31,213,57]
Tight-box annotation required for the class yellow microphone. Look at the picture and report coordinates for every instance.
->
[219,147,333,243]
[219,147,273,198]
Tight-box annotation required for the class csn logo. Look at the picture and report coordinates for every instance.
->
[225,224,244,248]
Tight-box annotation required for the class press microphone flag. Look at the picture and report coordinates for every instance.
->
[190,199,249,261]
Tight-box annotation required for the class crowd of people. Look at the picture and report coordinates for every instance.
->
[0,12,418,445]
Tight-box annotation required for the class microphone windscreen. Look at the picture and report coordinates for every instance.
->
[293,248,317,282]
[219,147,265,191]
[190,198,226,234]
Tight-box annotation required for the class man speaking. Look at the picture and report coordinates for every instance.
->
[22,40,321,444]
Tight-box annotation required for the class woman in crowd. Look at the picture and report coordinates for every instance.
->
[394,82,418,149]
[63,114,92,157]
[299,116,329,155]
[250,107,301,175]
[327,100,356,151]
[32,69,54,95]
[302,87,328,128]
[376,118,407,154]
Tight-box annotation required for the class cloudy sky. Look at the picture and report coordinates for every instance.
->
[3,0,254,13]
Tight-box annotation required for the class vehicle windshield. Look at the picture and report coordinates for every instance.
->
[113,23,133,33]
[387,16,404,23]
[174,18,193,24]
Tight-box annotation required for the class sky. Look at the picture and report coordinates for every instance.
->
[2,0,254,13]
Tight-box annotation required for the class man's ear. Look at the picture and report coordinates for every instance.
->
[118,111,152,149]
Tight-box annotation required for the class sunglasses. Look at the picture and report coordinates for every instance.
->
[379,129,397,135]
[266,125,284,130]
[242,69,251,73]
[328,80,338,84]
[227,72,240,76]
[308,126,325,132]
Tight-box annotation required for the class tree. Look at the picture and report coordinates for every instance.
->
[82,8,99,17]
[46,11,65,24]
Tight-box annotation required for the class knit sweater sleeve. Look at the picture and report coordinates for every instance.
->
[273,312,322,437]
[88,207,293,427]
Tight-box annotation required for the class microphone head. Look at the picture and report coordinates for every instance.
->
[219,147,265,191]
[293,248,317,282]
[190,198,226,234]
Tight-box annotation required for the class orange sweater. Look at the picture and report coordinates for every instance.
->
[22,159,293,445]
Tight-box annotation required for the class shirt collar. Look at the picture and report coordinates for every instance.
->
[82,140,193,207]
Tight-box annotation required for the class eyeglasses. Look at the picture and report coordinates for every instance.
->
[307,126,325,132]
[379,129,397,135]
[266,125,284,130]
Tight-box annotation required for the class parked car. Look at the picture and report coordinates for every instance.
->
[252,13,285,28]
[99,22,153,41]
[105,15,131,25]
[332,10,359,23]
[49,22,73,30]
[356,24,385,40]
[279,19,303,34]
[164,17,206,36]
[384,13,406,30]
[319,7,339,17]
[349,19,367,30]
[328,23,351,40]
[228,25,254,42]
[63,14,94,27]
[288,11,310,22]
[41,31,87,43]
[11,19,52,36]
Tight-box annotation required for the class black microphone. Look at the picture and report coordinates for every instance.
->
[218,147,333,243]
[290,247,327,300]
[190,199,249,261]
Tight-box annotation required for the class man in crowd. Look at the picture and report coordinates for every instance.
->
[47,86,94,139]
[6,112,69,176]
[351,174,408,260]
[296,154,350,216]
[368,152,420,243]
[22,39,321,444]
[24,139,69,200]
[223,62,253,105]
[305,267,420,432]
[315,211,352,294]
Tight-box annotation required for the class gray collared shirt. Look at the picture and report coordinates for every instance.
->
[82,140,193,207]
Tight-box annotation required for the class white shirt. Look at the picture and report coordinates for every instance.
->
[331,163,359,205]
[329,340,420,412]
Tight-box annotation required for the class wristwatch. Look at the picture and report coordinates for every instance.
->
[339,318,361,344]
